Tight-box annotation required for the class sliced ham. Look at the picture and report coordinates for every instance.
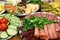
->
[47,24,57,39]
[49,24,57,39]
[43,13,50,20]
[43,13,57,20]
[57,18,60,23]
[47,25,53,39]
[55,23,60,32]
[34,27,40,38]
[39,29,49,40]
[44,25,49,37]
[31,13,43,17]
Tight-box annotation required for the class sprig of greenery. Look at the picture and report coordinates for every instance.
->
[22,16,57,31]
[27,0,42,5]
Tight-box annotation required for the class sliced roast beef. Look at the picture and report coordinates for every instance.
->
[56,31,60,38]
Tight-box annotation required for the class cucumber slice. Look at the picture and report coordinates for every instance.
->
[0,17,3,19]
[8,25,17,30]
[9,15,15,19]
[10,22,20,26]
[10,17,17,20]
[0,14,5,17]
[10,20,20,24]
[4,14,11,20]
[0,31,8,38]
[7,29,17,36]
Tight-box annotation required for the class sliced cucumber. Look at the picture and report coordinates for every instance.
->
[0,31,8,38]
[8,25,17,30]
[10,17,17,20]
[4,14,11,20]
[0,17,3,19]
[10,22,20,26]
[9,15,15,19]
[7,29,17,36]
[0,14,5,17]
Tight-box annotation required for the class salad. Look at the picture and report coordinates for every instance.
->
[4,0,41,16]
[0,14,20,39]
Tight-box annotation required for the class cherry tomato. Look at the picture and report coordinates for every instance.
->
[0,24,8,31]
[0,18,8,24]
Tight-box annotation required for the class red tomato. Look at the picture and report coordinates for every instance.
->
[0,18,8,24]
[0,24,8,31]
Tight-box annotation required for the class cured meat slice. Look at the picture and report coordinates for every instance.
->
[31,12,43,17]
[50,24,57,39]
[55,23,60,32]
[34,27,40,38]
[44,25,49,37]
[47,24,57,39]
[56,31,60,38]
[39,29,49,40]
[43,13,50,20]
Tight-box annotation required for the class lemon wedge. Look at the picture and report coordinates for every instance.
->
[0,4,3,12]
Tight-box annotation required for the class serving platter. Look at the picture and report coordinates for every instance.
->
[19,12,60,40]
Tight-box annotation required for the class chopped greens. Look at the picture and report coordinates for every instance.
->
[22,16,57,31]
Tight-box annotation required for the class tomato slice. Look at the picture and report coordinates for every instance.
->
[0,18,8,24]
[0,24,8,31]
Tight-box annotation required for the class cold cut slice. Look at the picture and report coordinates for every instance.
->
[34,27,40,38]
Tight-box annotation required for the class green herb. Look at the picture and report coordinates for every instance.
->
[27,0,42,5]
[5,2,12,6]
[22,16,57,31]
[16,6,21,14]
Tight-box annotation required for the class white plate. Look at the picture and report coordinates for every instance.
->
[0,1,5,14]
[15,7,39,16]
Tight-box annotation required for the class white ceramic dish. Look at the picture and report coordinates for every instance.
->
[0,1,5,14]
[15,7,39,16]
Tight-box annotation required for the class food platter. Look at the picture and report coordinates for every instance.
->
[0,0,60,40]
[19,12,60,40]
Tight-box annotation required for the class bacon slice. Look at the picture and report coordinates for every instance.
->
[34,27,40,38]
